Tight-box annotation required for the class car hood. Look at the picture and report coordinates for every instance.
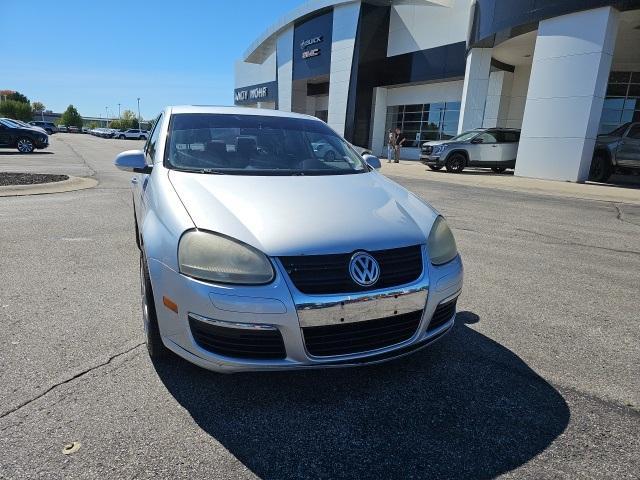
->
[422,140,449,147]
[596,135,620,144]
[168,170,438,256]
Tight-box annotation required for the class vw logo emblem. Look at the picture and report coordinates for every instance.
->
[349,252,380,287]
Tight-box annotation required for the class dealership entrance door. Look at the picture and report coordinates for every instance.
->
[291,75,330,122]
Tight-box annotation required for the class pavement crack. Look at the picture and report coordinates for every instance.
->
[57,136,97,178]
[0,342,144,421]
[516,227,640,256]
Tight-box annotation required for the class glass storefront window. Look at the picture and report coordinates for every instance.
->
[600,72,640,134]
[384,101,461,145]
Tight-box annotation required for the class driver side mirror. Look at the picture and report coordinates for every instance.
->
[114,150,152,173]
[362,154,382,170]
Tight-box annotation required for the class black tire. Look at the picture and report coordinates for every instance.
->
[139,136,145,141]
[491,167,508,174]
[589,151,613,182]
[16,137,35,153]
[428,165,443,171]
[445,153,466,173]
[119,134,125,139]
[140,251,168,360]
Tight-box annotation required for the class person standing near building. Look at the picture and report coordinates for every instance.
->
[394,127,406,163]
[387,129,396,163]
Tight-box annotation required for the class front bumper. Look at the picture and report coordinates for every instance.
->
[420,154,443,165]
[149,248,463,373]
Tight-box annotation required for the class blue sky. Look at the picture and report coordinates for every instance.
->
[0,0,302,120]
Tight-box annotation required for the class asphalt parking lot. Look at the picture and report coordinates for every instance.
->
[1,134,639,479]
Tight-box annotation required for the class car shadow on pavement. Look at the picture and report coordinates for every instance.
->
[152,312,569,479]
[0,151,54,155]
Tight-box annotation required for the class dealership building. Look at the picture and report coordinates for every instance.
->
[235,0,640,182]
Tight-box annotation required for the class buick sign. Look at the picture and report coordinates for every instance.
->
[300,36,323,50]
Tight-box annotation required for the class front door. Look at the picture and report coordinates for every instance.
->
[0,124,12,147]
[472,131,502,164]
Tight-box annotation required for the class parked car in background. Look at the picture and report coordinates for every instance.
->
[29,121,58,135]
[8,119,48,135]
[0,118,49,153]
[58,125,68,133]
[590,122,640,182]
[68,126,80,133]
[115,106,462,371]
[118,128,148,140]
[421,128,521,173]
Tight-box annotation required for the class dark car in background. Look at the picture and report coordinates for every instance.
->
[29,121,58,135]
[421,128,521,173]
[590,122,640,182]
[0,118,49,153]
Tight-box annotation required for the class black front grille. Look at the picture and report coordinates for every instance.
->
[302,310,422,357]
[428,299,457,332]
[280,246,422,295]
[189,315,286,360]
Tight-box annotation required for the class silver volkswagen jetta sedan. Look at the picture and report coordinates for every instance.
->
[115,106,463,372]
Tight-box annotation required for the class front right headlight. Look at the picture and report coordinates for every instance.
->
[428,216,458,265]
[178,230,274,284]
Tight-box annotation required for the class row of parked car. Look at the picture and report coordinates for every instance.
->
[89,128,149,140]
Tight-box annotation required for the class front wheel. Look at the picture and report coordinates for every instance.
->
[428,165,443,171]
[139,136,146,141]
[589,151,613,182]
[140,252,168,360]
[119,135,125,139]
[445,153,466,173]
[16,138,35,153]
[491,167,507,174]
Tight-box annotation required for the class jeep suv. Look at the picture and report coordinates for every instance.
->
[421,128,520,173]
[590,122,640,182]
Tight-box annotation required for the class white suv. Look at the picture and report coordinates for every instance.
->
[118,129,148,140]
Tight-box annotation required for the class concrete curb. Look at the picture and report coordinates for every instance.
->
[380,162,640,206]
[0,176,98,197]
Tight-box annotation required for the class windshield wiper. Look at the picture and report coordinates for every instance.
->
[200,168,226,175]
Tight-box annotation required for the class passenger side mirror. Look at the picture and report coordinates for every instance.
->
[114,150,152,173]
[363,154,382,170]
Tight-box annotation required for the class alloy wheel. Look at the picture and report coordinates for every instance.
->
[17,138,34,153]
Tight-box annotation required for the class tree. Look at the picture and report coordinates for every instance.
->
[121,110,139,129]
[32,101,46,113]
[60,105,83,128]
[89,122,98,129]
[2,91,30,104]
[0,99,33,121]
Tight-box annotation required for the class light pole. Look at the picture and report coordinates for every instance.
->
[137,97,141,129]
[105,106,109,128]
[118,103,121,119]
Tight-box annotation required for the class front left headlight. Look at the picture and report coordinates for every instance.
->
[428,216,458,265]
[178,230,274,284]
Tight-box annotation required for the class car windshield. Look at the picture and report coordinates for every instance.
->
[448,130,482,142]
[604,123,631,136]
[166,113,368,175]
[0,118,21,128]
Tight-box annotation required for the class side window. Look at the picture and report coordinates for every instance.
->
[498,131,520,143]
[476,132,498,144]
[627,125,640,139]
[145,114,163,162]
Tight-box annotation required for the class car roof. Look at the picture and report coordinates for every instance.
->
[167,105,322,122]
